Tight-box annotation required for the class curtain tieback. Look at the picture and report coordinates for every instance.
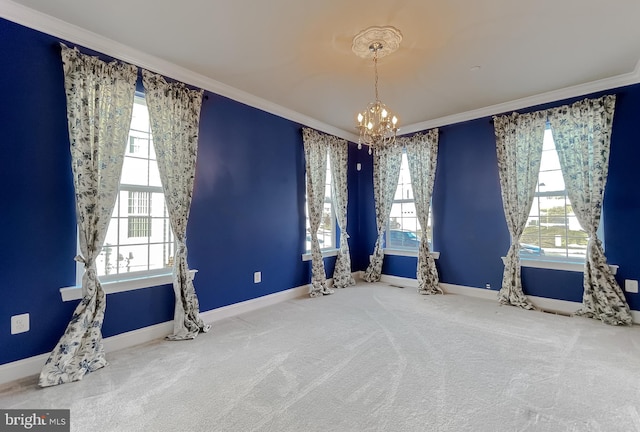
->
[74,254,93,267]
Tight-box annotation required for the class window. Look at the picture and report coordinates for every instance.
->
[386,152,432,251]
[521,128,589,261]
[91,96,175,281]
[127,191,151,238]
[129,136,141,154]
[305,152,335,253]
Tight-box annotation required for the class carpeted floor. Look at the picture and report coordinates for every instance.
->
[1,282,640,432]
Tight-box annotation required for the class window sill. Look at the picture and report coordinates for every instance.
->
[302,249,339,261]
[383,248,441,259]
[60,269,198,302]
[501,257,618,275]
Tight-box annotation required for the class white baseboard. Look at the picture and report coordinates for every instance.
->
[6,272,632,387]
[380,274,640,324]
[0,282,313,387]
[199,285,310,324]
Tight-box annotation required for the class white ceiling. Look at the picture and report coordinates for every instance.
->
[4,0,640,140]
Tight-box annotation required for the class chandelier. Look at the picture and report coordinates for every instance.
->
[353,26,402,154]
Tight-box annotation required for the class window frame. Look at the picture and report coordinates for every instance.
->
[384,151,434,257]
[302,149,338,259]
[70,94,177,291]
[518,127,604,270]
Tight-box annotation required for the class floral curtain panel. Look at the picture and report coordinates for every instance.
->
[329,138,356,289]
[548,95,632,326]
[302,128,333,297]
[363,143,403,282]
[494,110,547,309]
[402,130,441,295]
[39,45,137,387]
[142,70,210,339]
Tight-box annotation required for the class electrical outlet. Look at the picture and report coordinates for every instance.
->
[485,283,491,290]
[254,271,261,284]
[625,279,638,293]
[11,313,30,335]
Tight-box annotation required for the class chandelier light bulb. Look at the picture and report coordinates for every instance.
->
[367,121,373,130]
[392,116,398,125]
[357,113,363,123]
[381,109,388,118]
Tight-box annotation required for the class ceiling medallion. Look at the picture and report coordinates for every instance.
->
[352,26,403,59]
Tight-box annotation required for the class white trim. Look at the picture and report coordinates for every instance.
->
[380,275,640,324]
[60,269,199,302]
[0,280,314,386]
[400,60,640,134]
[2,1,640,142]
[0,0,358,144]
[384,248,417,258]
[439,282,498,300]
[501,257,618,275]
[198,284,310,323]
[3,272,632,386]
[302,248,339,261]
[379,274,419,288]
[383,249,440,259]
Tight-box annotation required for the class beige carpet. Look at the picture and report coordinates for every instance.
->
[1,282,640,432]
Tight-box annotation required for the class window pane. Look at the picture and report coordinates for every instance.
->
[540,149,561,172]
[149,243,172,271]
[528,198,540,217]
[118,244,149,274]
[150,218,171,243]
[520,128,594,262]
[537,170,565,193]
[386,152,432,250]
[116,190,128,216]
[149,138,157,160]
[521,218,540,246]
[304,149,335,252]
[389,203,403,220]
[128,216,151,238]
[121,157,149,186]
[148,160,163,188]
[104,219,119,247]
[118,217,138,245]
[96,244,119,277]
[127,134,150,157]
[150,193,167,218]
[130,101,150,132]
[542,128,555,151]
[320,202,334,249]
[567,216,582,231]
[91,96,175,282]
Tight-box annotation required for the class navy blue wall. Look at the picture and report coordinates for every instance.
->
[377,86,640,312]
[3,14,640,367]
[349,145,376,270]
[0,18,340,365]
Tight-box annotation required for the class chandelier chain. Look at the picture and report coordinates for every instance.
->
[355,34,399,153]
[374,49,379,102]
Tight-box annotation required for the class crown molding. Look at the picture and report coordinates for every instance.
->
[400,59,640,135]
[2,0,638,142]
[0,0,359,143]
